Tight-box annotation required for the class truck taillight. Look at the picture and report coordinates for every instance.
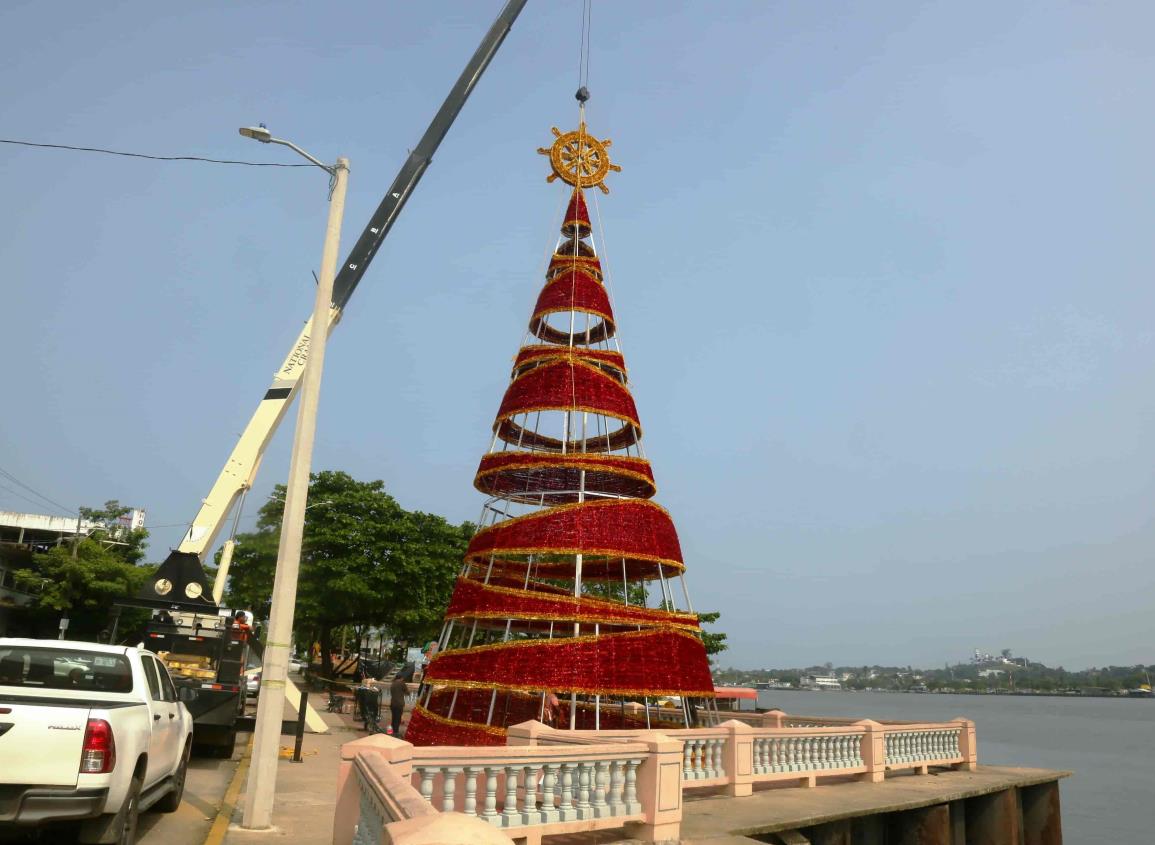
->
[80,718,116,774]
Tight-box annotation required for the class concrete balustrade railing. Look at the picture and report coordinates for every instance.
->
[332,714,978,844]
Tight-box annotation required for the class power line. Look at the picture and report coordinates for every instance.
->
[0,465,73,513]
[0,138,313,167]
[0,482,67,513]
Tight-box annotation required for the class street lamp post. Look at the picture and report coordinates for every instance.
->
[236,125,349,830]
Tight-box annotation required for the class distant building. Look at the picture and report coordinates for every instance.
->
[0,509,143,550]
[800,674,842,690]
[978,669,1005,678]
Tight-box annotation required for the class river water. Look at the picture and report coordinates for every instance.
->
[754,690,1154,842]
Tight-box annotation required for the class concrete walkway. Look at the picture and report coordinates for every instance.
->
[215,688,396,845]
[678,766,1070,843]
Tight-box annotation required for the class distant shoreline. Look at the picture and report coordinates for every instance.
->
[753,687,1153,700]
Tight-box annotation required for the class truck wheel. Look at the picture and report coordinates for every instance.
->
[155,741,191,812]
[112,774,142,845]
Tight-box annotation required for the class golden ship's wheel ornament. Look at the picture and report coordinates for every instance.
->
[538,123,622,194]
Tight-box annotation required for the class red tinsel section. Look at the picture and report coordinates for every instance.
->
[424,628,715,697]
[474,451,656,501]
[562,187,591,236]
[513,345,626,375]
[548,252,602,280]
[445,577,700,630]
[478,557,684,582]
[494,418,639,454]
[404,705,507,747]
[495,359,640,430]
[481,573,571,595]
[531,270,614,326]
[465,499,682,570]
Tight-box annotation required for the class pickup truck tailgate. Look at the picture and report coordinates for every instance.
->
[0,703,88,786]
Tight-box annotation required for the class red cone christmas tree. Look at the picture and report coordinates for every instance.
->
[406,123,714,746]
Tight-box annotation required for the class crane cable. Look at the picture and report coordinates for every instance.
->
[577,0,592,93]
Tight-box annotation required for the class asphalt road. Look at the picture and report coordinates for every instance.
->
[137,746,240,845]
[0,745,240,845]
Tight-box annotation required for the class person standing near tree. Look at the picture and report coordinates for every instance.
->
[390,672,408,736]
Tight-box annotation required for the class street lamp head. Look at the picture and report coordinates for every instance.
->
[239,125,272,143]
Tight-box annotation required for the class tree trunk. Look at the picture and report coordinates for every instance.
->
[319,626,334,682]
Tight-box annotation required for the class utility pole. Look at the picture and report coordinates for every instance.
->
[241,148,349,831]
[71,511,82,559]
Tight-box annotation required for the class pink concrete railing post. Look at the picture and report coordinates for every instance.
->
[505,719,548,747]
[953,717,977,771]
[760,709,785,728]
[855,719,886,783]
[720,720,754,797]
[334,735,414,845]
[624,730,684,843]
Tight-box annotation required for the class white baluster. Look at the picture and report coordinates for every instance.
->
[441,767,460,813]
[540,764,559,823]
[624,758,642,814]
[713,737,724,777]
[682,739,694,779]
[418,767,436,805]
[592,760,610,818]
[522,764,543,824]
[576,762,592,819]
[481,766,500,825]
[558,763,577,821]
[607,759,624,816]
[463,767,479,817]
[502,766,521,826]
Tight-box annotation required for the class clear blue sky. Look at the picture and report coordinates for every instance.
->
[2,1,1153,671]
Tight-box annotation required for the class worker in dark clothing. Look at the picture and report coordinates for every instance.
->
[390,673,408,736]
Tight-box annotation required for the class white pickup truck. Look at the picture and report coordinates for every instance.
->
[0,638,195,844]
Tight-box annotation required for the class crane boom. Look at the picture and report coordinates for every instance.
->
[173,0,528,592]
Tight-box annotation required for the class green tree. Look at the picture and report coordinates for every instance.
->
[224,471,472,678]
[12,501,150,639]
[697,610,728,664]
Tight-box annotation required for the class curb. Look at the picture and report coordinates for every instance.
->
[203,736,254,845]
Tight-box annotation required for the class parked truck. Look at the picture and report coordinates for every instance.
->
[140,609,249,757]
[0,638,194,844]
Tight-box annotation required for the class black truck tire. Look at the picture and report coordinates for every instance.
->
[78,771,142,845]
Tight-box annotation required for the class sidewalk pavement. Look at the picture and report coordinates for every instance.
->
[219,687,406,845]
